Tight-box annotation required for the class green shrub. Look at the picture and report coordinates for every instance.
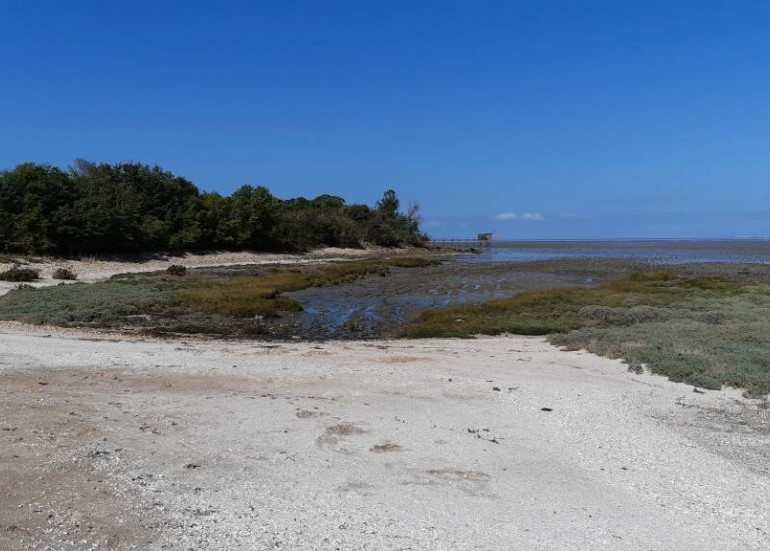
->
[167,265,187,276]
[0,280,175,325]
[0,266,39,282]
[402,276,770,396]
[53,267,78,280]
[684,373,722,390]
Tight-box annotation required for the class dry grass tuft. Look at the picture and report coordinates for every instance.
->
[296,410,327,419]
[384,257,441,268]
[325,423,366,436]
[181,273,307,318]
[370,442,402,453]
[560,344,583,352]
[179,260,421,318]
[427,468,491,482]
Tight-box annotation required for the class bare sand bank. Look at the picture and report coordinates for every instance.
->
[0,327,767,550]
[0,248,379,298]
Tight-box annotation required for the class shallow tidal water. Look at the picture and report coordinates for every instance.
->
[466,239,770,265]
[285,239,770,339]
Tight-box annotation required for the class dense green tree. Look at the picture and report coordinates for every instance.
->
[376,189,400,218]
[229,185,281,250]
[0,160,425,255]
[68,160,202,252]
[193,193,236,249]
[0,163,76,254]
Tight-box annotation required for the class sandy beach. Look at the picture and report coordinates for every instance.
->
[1,323,768,550]
[5,1,768,548]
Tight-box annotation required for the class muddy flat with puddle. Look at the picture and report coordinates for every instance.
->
[283,256,770,339]
[287,261,598,339]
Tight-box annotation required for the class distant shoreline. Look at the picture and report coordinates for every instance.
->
[491,237,770,243]
[457,238,770,265]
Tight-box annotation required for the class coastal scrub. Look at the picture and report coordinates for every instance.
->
[0,256,440,337]
[401,273,770,396]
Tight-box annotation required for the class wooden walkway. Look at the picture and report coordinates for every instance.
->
[430,235,493,250]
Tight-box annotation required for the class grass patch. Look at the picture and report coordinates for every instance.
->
[180,274,306,318]
[0,279,184,325]
[401,272,770,396]
[384,256,441,268]
[179,260,394,318]
[0,257,433,332]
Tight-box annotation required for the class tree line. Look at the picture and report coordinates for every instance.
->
[0,160,427,256]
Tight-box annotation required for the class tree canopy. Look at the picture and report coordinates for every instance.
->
[0,160,426,256]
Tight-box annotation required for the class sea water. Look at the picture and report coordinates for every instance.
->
[460,239,770,265]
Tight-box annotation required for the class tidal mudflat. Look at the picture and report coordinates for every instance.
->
[1,251,769,549]
[4,253,770,395]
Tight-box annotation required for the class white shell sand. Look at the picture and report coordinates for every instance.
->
[0,326,767,550]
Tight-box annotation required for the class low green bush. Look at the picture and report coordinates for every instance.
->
[402,276,770,396]
[0,280,176,325]
[53,267,78,280]
[0,266,39,282]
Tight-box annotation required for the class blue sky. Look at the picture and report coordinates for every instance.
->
[1,1,769,239]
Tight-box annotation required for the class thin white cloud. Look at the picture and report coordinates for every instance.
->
[522,212,545,222]
[422,220,442,228]
[495,212,545,222]
[495,212,518,221]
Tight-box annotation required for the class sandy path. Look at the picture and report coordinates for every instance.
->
[0,248,377,297]
[0,328,768,550]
